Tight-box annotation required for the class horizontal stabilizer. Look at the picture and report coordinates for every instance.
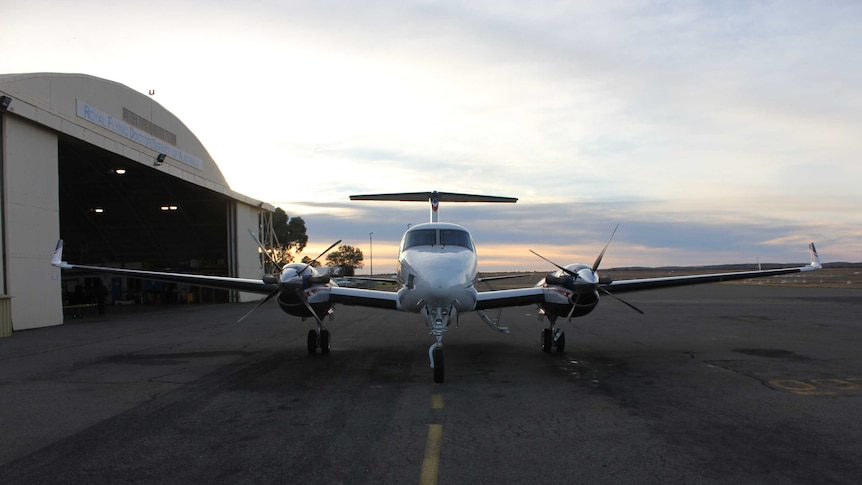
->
[350,190,516,222]
[350,191,517,203]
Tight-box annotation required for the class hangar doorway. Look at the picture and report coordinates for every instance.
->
[57,136,236,307]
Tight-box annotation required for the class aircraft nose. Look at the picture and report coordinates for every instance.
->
[427,274,467,299]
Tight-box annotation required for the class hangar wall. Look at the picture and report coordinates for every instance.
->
[2,116,63,329]
[236,203,265,303]
[0,73,275,329]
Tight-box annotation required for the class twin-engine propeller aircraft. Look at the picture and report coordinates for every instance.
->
[51,191,822,383]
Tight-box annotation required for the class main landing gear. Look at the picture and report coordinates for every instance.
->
[541,325,565,353]
[307,324,331,355]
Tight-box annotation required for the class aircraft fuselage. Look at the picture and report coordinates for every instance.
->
[395,222,479,314]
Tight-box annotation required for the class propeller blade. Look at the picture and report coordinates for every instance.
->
[297,288,325,325]
[566,293,580,321]
[296,239,343,276]
[592,224,619,272]
[248,229,284,273]
[598,287,645,314]
[529,249,579,278]
[237,287,280,323]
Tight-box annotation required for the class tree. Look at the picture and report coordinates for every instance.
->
[301,256,321,267]
[325,245,364,276]
[264,208,308,269]
[272,208,308,253]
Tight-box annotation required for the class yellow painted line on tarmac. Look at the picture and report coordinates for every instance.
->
[431,393,444,409]
[768,377,862,396]
[769,379,832,395]
[419,424,444,485]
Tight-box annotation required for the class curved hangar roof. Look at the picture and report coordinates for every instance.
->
[0,72,237,193]
[0,73,272,269]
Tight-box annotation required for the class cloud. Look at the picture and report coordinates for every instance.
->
[291,194,846,274]
[5,1,860,271]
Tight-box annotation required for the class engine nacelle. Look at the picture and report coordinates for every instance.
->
[268,265,335,319]
[541,266,600,319]
[308,274,331,286]
[544,273,574,289]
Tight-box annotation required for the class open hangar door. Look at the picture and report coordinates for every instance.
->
[57,135,239,307]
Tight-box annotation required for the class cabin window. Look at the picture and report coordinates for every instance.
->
[440,229,473,250]
[404,229,437,249]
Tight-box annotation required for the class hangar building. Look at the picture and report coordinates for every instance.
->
[0,73,274,331]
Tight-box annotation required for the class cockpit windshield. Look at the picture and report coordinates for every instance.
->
[440,229,473,250]
[403,229,436,249]
[401,228,474,251]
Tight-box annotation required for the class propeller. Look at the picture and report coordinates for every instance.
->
[248,229,284,273]
[238,235,342,323]
[291,239,343,325]
[566,293,579,321]
[295,239,342,276]
[592,224,618,272]
[529,249,579,278]
[531,225,644,315]
[297,287,325,325]
[598,287,644,314]
[237,288,281,323]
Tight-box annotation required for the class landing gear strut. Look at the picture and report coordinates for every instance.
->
[426,305,453,383]
[541,323,565,353]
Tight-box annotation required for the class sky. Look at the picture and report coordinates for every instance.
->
[4,0,861,273]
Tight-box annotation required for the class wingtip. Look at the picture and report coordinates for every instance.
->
[808,242,822,269]
[51,240,64,267]
[51,239,72,268]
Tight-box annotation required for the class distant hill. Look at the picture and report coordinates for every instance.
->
[608,262,862,271]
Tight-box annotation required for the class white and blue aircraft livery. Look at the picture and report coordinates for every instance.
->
[51,191,822,383]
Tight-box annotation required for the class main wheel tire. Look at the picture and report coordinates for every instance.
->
[555,331,566,353]
[432,348,445,383]
[307,329,318,354]
[541,328,552,353]
[319,329,331,355]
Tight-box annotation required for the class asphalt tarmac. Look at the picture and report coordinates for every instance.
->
[0,284,860,484]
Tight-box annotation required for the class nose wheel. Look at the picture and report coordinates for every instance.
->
[431,346,445,383]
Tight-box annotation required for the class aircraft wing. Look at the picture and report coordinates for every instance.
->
[328,285,544,311]
[475,287,546,310]
[603,243,822,294]
[476,274,531,283]
[328,287,400,310]
[51,241,276,294]
[339,276,398,284]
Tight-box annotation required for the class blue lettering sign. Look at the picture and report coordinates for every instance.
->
[76,99,203,171]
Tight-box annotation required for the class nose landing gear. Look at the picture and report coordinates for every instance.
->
[426,305,453,383]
